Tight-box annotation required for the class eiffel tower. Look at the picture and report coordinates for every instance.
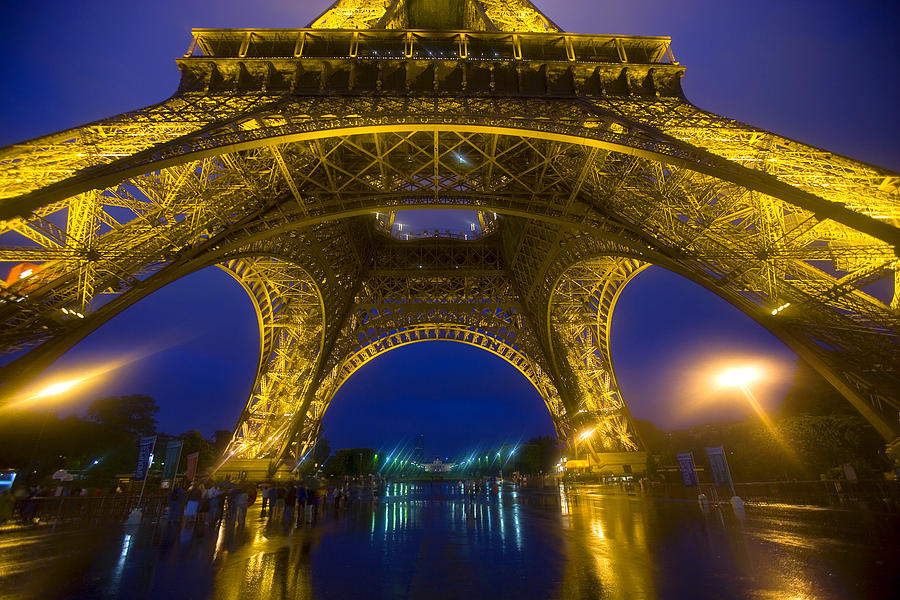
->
[1,0,898,474]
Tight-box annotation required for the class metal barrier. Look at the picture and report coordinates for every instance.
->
[12,494,170,530]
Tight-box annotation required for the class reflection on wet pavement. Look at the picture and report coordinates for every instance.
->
[3,483,899,599]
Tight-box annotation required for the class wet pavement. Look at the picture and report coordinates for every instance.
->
[2,482,899,599]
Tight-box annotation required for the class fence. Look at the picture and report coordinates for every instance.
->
[10,493,170,531]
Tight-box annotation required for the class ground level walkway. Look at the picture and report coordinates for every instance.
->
[2,482,898,599]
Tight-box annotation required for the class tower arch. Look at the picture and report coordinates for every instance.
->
[1,0,897,470]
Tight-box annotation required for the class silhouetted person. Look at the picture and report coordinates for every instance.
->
[168,484,184,524]
[275,485,286,519]
[283,484,296,527]
[296,484,307,526]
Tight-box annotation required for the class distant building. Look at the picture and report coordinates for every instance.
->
[413,434,425,464]
[424,458,455,473]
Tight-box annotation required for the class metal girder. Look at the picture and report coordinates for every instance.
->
[549,256,647,453]
[1,124,897,443]
[1,1,898,465]
[310,0,558,32]
[219,257,325,460]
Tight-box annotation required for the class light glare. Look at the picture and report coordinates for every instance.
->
[577,427,597,442]
[717,367,759,388]
[33,379,82,399]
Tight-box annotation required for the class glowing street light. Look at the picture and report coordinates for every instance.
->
[32,379,83,399]
[716,365,776,432]
[572,427,598,461]
[577,427,597,442]
[717,367,759,388]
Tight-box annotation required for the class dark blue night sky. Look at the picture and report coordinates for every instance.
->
[1,1,897,458]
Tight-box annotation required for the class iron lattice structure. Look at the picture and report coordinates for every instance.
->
[1,0,898,466]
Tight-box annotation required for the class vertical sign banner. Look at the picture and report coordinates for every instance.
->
[134,435,156,481]
[161,440,183,480]
[705,446,734,491]
[676,452,699,487]
[185,452,200,483]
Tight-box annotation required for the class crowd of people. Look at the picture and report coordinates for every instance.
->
[259,476,385,527]
[164,475,382,530]
[166,481,253,528]
[0,474,523,530]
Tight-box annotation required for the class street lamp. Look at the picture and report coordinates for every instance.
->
[32,379,83,399]
[717,367,758,388]
[573,427,597,461]
[716,366,775,431]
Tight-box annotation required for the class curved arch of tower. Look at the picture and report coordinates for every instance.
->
[1,0,898,472]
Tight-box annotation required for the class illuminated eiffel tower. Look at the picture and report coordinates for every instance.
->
[1,0,898,474]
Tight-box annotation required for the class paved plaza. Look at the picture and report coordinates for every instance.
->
[2,483,898,599]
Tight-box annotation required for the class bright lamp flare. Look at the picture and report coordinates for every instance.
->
[577,427,597,442]
[33,379,82,399]
[717,367,759,388]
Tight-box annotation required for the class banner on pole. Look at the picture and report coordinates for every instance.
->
[705,446,734,490]
[134,435,156,481]
[676,452,699,487]
[186,452,200,483]
[161,440,183,480]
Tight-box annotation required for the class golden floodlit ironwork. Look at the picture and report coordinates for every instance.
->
[1,0,898,468]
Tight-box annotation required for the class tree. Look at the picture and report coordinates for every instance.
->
[212,430,232,455]
[313,438,331,467]
[324,448,375,478]
[513,444,542,474]
[86,394,159,436]
[526,436,560,472]
[178,430,215,474]
[0,407,141,485]
[633,419,668,452]
[779,360,856,417]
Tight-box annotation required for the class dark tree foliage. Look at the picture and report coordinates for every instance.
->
[324,448,375,478]
[633,419,667,452]
[639,415,885,482]
[525,435,560,473]
[212,429,232,455]
[0,408,140,485]
[313,438,331,467]
[778,360,856,417]
[512,444,543,474]
[633,361,888,481]
[178,429,215,473]
[86,394,159,436]
[322,453,348,478]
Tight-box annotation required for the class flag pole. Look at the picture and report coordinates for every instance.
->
[127,436,156,524]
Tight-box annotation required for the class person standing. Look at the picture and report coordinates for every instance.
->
[198,485,211,526]
[274,485,286,519]
[296,483,307,527]
[283,483,296,527]
[168,484,184,524]
[184,484,203,525]
[312,482,325,523]
[208,485,223,525]
[235,486,249,527]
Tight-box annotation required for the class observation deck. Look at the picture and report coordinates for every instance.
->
[177,28,684,97]
[373,210,499,241]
